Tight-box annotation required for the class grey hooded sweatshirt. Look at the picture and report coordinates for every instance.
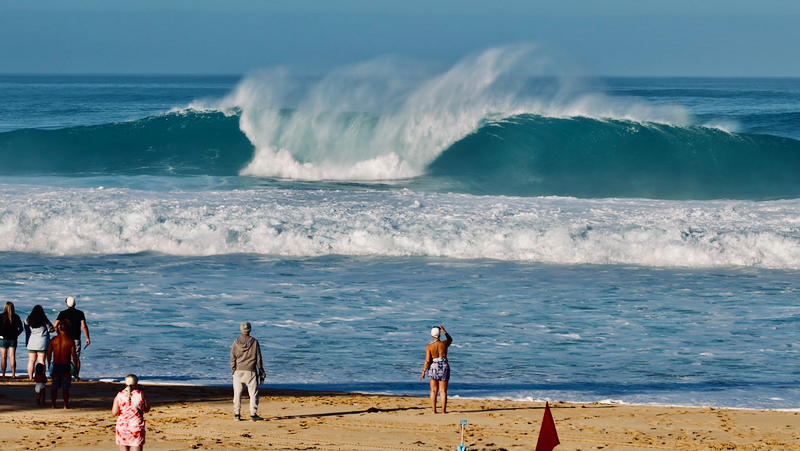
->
[230,335,265,375]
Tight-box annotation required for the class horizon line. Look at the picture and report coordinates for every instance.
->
[2,73,800,79]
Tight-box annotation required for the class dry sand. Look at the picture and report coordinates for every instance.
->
[2,378,800,450]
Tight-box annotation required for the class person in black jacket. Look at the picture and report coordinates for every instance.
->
[0,302,24,378]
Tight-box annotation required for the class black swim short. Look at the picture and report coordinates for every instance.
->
[51,363,72,389]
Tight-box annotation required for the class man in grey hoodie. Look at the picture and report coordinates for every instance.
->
[230,322,266,421]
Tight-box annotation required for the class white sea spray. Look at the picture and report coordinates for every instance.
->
[3,185,800,269]
[215,45,691,181]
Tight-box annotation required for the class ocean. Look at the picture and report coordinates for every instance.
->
[2,49,800,409]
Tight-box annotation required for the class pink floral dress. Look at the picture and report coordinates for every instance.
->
[115,389,146,446]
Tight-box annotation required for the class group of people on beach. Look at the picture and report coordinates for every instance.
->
[1,297,149,451]
[3,300,453,449]
[0,296,91,380]
[0,297,90,407]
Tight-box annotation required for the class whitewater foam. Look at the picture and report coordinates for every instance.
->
[3,184,800,268]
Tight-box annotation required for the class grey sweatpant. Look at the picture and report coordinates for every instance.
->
[232,370,259,416]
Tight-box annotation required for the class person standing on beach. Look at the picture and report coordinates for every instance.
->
[113,374,150,451]
[53,296,90,381]
[420,325,453,414]
[230,322,266,421]
[0,302,24,378]
[33,363,47,405]
[24,305,54,380]
[46,318,79,409]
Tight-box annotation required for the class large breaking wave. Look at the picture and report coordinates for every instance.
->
[2,46,800,200]
[3,110,800,199]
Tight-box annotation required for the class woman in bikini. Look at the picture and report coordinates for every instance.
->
[420,324,453,414]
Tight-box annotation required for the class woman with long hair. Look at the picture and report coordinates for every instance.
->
[0,302,24,378]
[24,304,54,380]
[113,374,150,451]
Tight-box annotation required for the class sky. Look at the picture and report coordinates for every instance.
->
[1,0,799,76]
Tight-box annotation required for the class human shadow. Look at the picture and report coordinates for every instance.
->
[268,405,426,421]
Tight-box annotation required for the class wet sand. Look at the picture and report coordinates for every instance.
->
[2,378,800,450]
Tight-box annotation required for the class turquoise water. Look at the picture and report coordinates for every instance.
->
[2,52,800,408]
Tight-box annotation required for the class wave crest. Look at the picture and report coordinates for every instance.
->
[223,45,689,180]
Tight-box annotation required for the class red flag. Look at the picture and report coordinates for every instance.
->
[535,402,560,451]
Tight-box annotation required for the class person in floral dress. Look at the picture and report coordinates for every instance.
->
[112,374,150,451]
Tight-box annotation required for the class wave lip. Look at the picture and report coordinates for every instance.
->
[3,186,800,269]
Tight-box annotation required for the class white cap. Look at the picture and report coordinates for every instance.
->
[65,296,76,307]
[430,327,440,338]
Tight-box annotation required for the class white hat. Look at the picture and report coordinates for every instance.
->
[65,296,76,307]
[430,327,440,338]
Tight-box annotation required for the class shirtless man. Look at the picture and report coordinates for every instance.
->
[420,324,453,414]
[46,319,79,409]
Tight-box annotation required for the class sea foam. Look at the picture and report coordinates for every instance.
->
[3,184,800,268]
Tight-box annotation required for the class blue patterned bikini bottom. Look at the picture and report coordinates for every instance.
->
[428,357,450,381]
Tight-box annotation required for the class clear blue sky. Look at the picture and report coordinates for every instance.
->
[1,0,799,76]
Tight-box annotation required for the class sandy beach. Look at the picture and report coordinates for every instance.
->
[1,379,799,450]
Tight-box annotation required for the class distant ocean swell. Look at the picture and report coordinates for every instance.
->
[0,110,254,176]
[2,186,800,268]
[2,110,800,199]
